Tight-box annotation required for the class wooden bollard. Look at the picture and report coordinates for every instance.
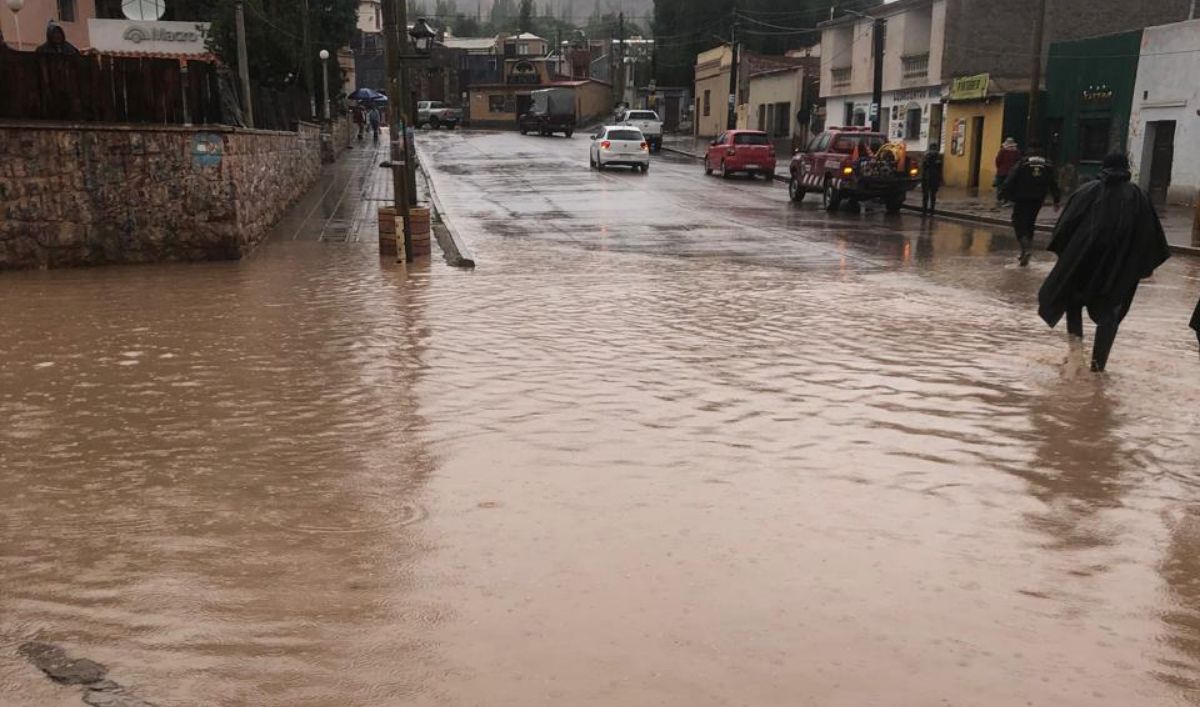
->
[410,205,432,257]
[377,207,397,256]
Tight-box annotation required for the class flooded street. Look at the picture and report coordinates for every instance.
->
[4,131,1200,706]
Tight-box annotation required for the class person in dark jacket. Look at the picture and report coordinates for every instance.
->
[36,21,79,55]
[920,142,943,215]
[1000,144,1061,267]
[1037,153,1170,373]
[994,137,1021,202]
[1191,297,1200,349]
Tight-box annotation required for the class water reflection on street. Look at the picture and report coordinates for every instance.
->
[1,130,1200,706]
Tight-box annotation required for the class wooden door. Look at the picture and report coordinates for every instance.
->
[1148,121,1175,206]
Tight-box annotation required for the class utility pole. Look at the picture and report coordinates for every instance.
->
[870,16,884,132]
[302,0,315,119]
[727,18,739,130]
[618,12,626,108]
[1026,0,1047,146]
[234,0,254,128]
[381,0,414,263]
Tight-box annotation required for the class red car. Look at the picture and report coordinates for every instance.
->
[704,130,776,179]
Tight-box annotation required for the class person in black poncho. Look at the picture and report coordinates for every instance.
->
[1037,153,1171,372]
[1191,298,1200,349]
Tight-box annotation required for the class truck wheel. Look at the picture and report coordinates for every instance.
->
[823,179,843,212]
[885,194,905,214]
[719,161,730,179]
[565,130,574,138]
[430,117,440,129]
[788,177,805,203]
[520,128,528,135]
[447,123,457,131]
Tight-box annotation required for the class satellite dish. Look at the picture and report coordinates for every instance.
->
[122,0,166,21]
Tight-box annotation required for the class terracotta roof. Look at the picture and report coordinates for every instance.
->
[82,48,218,62]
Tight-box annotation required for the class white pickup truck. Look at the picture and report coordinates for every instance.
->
[417,101,461,130]
[619,109,663,152]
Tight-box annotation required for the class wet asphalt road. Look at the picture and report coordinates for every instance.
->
[2,128,1200,706]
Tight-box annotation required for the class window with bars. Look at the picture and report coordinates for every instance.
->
[57,0,76,22]
[831,67,852,88]
[902,53,930,80]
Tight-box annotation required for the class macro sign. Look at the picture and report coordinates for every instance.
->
[87,19,212,55]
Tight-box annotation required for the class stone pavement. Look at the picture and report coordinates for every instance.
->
[266,130,446,248]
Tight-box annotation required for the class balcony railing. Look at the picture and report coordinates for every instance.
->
[902,53,930,81]
[831,66,852,88]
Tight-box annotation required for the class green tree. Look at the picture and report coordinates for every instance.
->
[453,13,483,36]
[204,0,358,90]
[519,0,534,32]
[652,0,876,86]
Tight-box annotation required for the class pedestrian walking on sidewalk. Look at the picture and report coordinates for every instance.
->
[1037,153,1170,373]
[994,137,1021,203]
[1000,144,1061,267]
[920,143,944,215]
[367,106,381,144]
[352,104,366,141]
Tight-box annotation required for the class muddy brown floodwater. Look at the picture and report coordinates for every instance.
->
[3,130,1200,706]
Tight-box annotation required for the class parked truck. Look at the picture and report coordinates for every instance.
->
[416,101,461,130]
[518,88,576,138]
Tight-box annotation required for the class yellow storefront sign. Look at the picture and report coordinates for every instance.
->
[949,74,990,102]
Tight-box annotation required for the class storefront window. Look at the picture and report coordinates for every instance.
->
[1079,118,1111,163]
[489,95,507,113]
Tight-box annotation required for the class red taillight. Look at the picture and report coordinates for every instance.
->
[601,140,611,150]
[640,141,648,151]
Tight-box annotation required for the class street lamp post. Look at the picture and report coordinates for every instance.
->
[319,49,331,122]
[5,0,24,51]
[403,18,437,216]
[840,8,885,133]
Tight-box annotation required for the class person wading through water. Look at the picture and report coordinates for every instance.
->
[1037,153,1171,373]
[1191,298,1200,352]
[1001,144,1061,267]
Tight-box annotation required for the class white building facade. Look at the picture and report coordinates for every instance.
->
[819,0,947,153]
[1128,18,1200,207]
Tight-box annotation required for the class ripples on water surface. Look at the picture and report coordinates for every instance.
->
[2,136,1200,705]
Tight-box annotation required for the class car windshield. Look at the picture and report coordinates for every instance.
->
[830,134,886,154]
[607,129,643,141]
[734,133,770,146]
[626,111,659,121]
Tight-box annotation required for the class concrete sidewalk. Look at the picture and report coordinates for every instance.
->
[662,134,1199,255]
[267,130,474,265]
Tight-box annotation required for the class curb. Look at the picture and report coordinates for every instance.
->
[414,151,476,268]
[664,141,1200,257]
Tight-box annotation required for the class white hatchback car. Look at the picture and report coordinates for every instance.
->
[589,125,650,173]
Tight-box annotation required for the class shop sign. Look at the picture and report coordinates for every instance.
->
[88,19,211,55]
[949,73,990,102]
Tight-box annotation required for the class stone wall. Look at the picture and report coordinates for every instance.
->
[0,122,322,269]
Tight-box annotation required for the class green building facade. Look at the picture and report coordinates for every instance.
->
[1044,30,1143,182]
